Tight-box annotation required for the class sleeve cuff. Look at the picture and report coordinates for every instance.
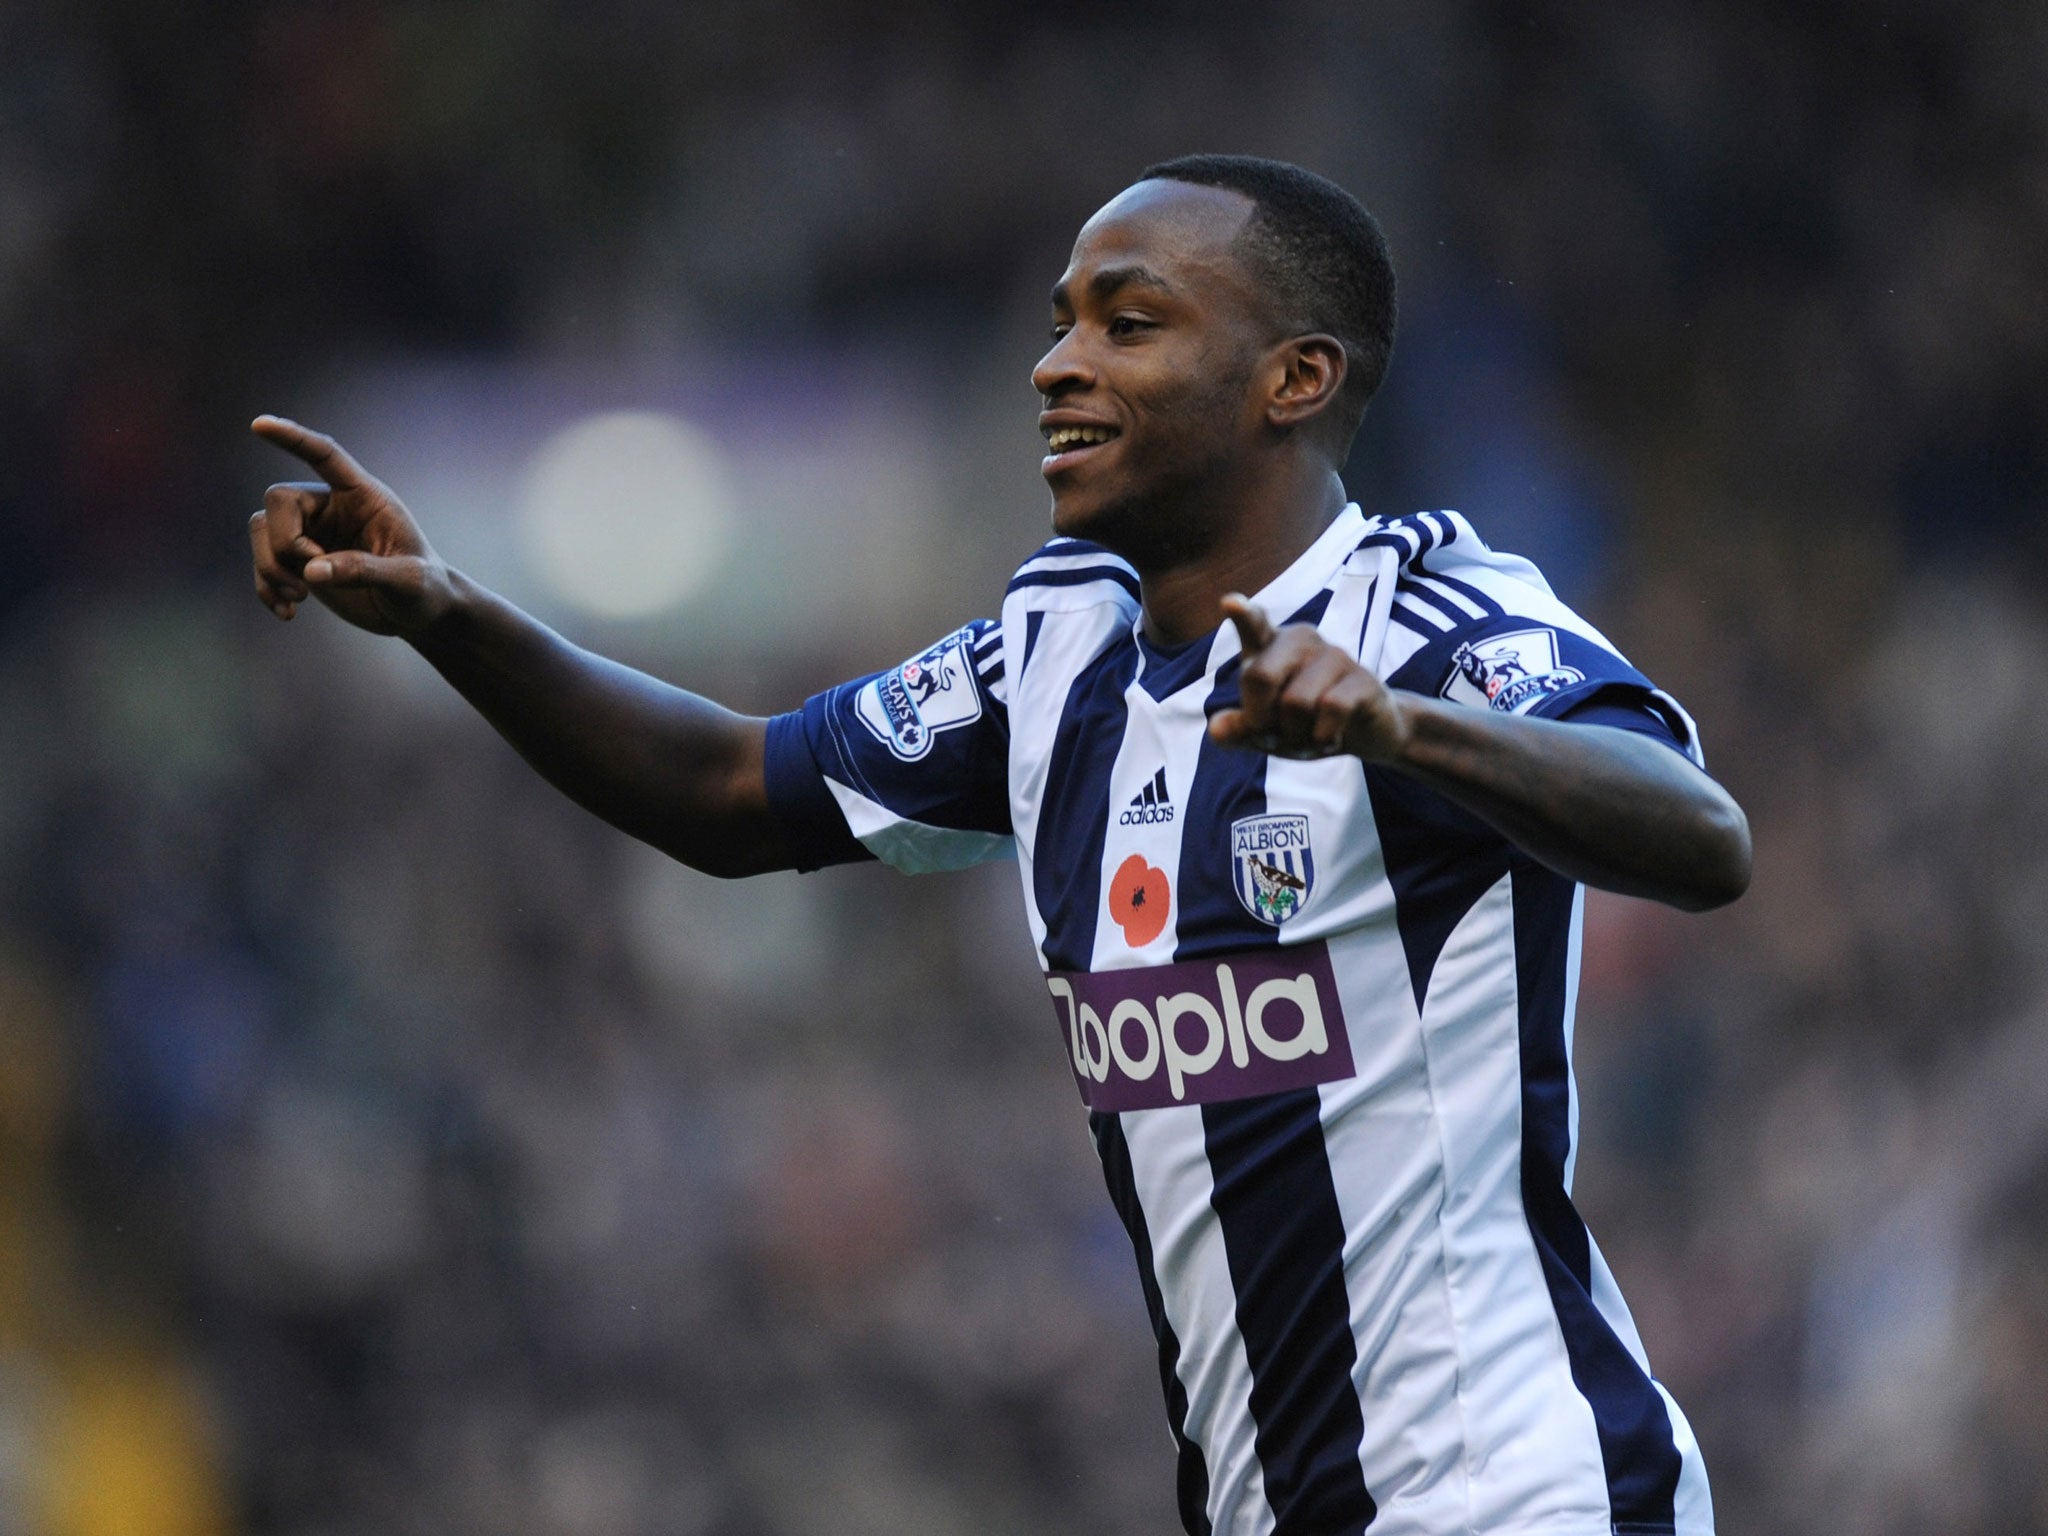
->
[1547,684,1692,756]
[762,709,876,872]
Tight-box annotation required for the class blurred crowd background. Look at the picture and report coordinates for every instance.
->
[4,2,2047,1533]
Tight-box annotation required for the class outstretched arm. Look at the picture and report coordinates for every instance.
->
[1207,596,1751,911]
[246,416,790,878]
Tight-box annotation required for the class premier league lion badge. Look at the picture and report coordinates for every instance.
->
[855,627,985,761]
[1440,627,1585,715]
[1231,813,1315,925]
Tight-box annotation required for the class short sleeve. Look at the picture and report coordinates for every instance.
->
[1370,514,1704,768]
[763,621,1014,874]
[1555,690,1691,755]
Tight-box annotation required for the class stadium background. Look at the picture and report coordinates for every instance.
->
[3,2,2046,1532]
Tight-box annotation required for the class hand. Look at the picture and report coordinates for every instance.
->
[247,415,454,637]
[1206,593,1410,762]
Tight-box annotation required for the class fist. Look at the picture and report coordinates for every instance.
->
[1206,594,1409,763]
[247,416,451,637]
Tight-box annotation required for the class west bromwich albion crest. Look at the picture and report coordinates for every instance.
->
[1441,627,1586,715]
[1231,813,1315,926]
[855,627,984,761]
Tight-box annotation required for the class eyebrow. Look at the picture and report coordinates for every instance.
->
[1050,262,1177,310]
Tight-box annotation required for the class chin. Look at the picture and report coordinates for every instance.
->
[1051,479,1212,572]
[1049,488,1136,553]
[1048,491,1102,541]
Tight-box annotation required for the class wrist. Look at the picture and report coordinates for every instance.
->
[408,565,480,654]
[1346,687,1423,766]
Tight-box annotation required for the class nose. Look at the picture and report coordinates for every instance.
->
[1032,330,1092,399]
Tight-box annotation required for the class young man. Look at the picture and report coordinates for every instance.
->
[248,156,1748,1536]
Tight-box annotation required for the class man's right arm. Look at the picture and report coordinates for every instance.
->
[247,415,791,878]
[410,580,788,877]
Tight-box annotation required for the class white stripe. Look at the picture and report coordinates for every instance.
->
[1097,708,1272,1534]
[1089,668,1203,971]
[1647,686,1707,769]
[1428,509,1485,549]
[1394,584,1463,631]
[1001,588,1137,964]
[1392,599,1456,634]
[1264,746,1472,1530]
[821,777,1013,874]
[1010,548,1140,583]
[1408,572,1489,621]
[1426,874,1611,1532]
[1356,549,1401,673]
[1123,1105,1274,1536]
[1654,1381,1716,1534]
[1563,884,1583,1191]
[1312,556,1383,674]
[1585,1228,1715,1530]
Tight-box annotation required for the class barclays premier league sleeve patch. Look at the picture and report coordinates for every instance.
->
[854,627,986,761]
[1440,627,1586,714]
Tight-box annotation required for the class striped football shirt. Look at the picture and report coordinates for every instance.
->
[763,505,1715,1536]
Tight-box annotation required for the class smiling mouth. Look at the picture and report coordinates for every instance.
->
[1042,424,1120,468]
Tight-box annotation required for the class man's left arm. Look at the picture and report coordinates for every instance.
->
[1208,596,1752,912]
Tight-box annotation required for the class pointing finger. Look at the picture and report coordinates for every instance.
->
[251,415,372,491]
[1220,594,1277,655]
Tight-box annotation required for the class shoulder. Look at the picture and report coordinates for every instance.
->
[1367,510,1655,713]
[1004,537,1142,607]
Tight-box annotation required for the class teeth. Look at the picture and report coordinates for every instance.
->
[1046,425,1116,452]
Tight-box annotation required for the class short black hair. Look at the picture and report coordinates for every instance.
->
[1137,154,1397,448]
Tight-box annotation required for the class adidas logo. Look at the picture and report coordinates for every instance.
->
[1117,767,1176,826]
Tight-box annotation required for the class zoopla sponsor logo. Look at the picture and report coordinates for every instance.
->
[1044,942,1353,1111]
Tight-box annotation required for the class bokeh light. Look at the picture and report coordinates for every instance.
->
[517,411,736,620]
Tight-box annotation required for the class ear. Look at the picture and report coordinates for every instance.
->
[1263,334,1348,433]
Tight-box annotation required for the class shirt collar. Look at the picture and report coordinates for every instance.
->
[1202,502,1366,673]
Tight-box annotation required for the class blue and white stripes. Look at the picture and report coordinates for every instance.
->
[762,504,1716,1536]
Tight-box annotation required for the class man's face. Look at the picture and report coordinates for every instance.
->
[1033,180,1276,560]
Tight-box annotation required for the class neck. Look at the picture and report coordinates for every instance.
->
[1135,465,1348,646]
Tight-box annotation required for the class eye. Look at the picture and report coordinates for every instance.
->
[1049,321,1072,342]
[1107,314,1153,338]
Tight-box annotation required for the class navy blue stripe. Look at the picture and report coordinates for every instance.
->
[1355,531,1419,563]
[1409,567,1502,618]
[979,657,1005,686]
[1393,579,1462,629]
[1092,1111,1214,1536]
[1202,1090,1376,1536]
[1040,536,1117,558]
[1557,691,1689,756]
[1283,587,1334,629]
[1006,564,1144,603]
[1174,667,1280,959]
[1020,609,1046,679]
[1178,635,1374,1532]
[1356,513,1456,569]
[1511,857,1682,1529]
[1173,582,1331,954]
[1413,509,1460,549]
[1032,639,1138,971]
[1136,630,1213,702]
[1387,603,1444,639]
[1365,768,1507,1010]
